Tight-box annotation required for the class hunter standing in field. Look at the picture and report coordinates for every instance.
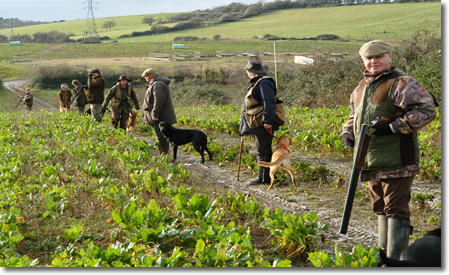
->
[342,40,436,260]
[102,75,140,130]
[72,79,87,115]
[23,88,33,112]
[59,83,73,113]
[86,68,106,122]
[239,60,279,185]
[141,68,177,154]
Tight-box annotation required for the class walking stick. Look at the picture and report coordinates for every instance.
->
[237,136,244,181]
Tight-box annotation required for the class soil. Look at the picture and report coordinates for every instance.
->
[3,79,441,264]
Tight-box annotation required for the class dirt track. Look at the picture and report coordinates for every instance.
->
[3,79,57,112]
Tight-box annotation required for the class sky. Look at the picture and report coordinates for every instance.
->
[1,0,272,22]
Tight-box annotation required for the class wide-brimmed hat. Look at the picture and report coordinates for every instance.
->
[141,68,157,77]
[359,40,391,57]
[117,75,131,82]
[91,68,101,74]
[243,60,268,74]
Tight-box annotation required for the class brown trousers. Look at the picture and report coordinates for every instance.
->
[111,109,129,130]
[368,176,413,218]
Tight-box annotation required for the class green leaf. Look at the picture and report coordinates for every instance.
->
[112,210,123,226]
[63,225,83,242]
[195,239,205,254]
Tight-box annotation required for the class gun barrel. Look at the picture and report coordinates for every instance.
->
[339,124,368,234]
[15,97,24,108]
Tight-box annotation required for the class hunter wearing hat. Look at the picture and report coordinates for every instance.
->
[59,83,73,113]
[239,60,279,185]
[23,88,33,112]
[141,68,177,154]
[342,40,436,261]
[102,75,140,130]
[86,68,106,122]
[72,79,87,115]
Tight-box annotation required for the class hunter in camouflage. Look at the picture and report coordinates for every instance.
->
[341,40,436,262]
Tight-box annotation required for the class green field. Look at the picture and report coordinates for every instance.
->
[0,3,440,43]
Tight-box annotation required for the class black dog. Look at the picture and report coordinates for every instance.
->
[379,227,441,267]
[158,121,213,163]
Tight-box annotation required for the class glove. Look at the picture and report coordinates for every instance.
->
[342,132,355,148]
[371,124,393,135]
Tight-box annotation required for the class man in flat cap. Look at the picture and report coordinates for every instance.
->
[141,68,177,154]
[342,40,436,260]
[86,68,106,122]
[102,75,140,130]
[239,60,280,185]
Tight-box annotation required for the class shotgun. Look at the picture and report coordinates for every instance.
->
[65,85,86,109]
[339,112,403,234]
[15,97,24,108]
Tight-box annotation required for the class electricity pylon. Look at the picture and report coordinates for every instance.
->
[83,0,100,43]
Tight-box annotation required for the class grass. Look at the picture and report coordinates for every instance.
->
[0,3,440,43]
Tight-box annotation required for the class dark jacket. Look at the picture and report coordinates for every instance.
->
[142,75,177,126]
[86,75,106,104]
[240,76,279,136]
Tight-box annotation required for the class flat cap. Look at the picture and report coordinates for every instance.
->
[91,68,101,74]
[359,40,391,57]
[141,68,157,77]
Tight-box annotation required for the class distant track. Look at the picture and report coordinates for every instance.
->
[3,79,57,112]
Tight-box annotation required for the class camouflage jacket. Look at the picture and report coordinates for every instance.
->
[343,66,437,181]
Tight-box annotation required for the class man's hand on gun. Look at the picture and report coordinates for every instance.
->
[370,123,393,135]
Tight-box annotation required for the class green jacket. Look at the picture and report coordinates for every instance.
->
[86,76,106,104]
[103,83,140,113]
[354,68,419,171]
[24,92,33,106]
[74,85,87,106]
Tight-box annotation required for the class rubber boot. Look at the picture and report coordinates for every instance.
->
[387,217,413,260]
[378,214,388,249]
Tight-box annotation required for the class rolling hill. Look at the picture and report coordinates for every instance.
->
[0,2,441,43]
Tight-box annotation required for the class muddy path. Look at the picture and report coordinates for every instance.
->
[3,79,57,112]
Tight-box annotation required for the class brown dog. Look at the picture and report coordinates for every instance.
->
[258,135,296,190]
[127,110,138,134]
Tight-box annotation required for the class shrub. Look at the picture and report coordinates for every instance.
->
[171,78,229,107]
[277,55,363,108]
[392,29,441,104]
